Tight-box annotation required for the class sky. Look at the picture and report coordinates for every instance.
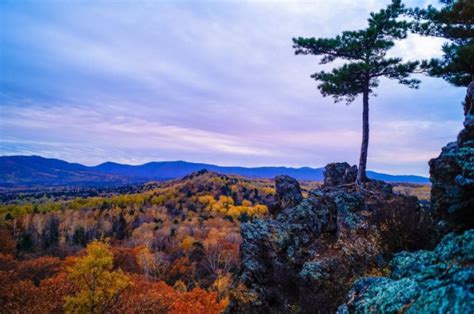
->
[0,0,467,176]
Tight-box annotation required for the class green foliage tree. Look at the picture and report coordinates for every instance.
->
[293,0,420,185]
[410,0,474,114]
[4,212,13,220]
[17,232,34,252]
[73,227,87,247]
[42,215,59,250]
[64,241,131,313]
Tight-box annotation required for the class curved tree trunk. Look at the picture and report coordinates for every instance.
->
[356,90,370,185]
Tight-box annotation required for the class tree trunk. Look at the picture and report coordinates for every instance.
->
[356,90,370,186]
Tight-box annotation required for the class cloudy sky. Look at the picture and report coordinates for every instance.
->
[0,0,466,176]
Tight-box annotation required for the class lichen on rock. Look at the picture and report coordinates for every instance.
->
[323,162,357,187]
[338,230,474,314]
[429,112,474,232]
[274,175,304,215]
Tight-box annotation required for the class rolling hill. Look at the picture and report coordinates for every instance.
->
[0,155,430,187]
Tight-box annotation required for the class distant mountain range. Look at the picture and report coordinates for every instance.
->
[0,155,430,187]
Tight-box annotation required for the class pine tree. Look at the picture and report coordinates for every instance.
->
[410,0,474,114]
[293,0,420,185]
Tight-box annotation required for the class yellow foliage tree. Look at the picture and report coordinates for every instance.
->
[249,204,268,216]
[150,195,165,206]
[212,273,232,302]
[227,206,242,219]
[241,200,252,207]
[181,235,196,250]
[64,241,131,313]
[134,245,155,276]
[215,196,234,214]
[198,195,216,211]
[173,279,188,292]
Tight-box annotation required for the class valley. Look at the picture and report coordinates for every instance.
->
[0,170,432,312]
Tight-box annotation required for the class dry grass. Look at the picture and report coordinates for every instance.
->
[299,181,323,197]
[393,184,431,201]
[299,181,431,201]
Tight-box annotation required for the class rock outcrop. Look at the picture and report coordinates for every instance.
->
[274,175,303,213]
[323,162,357,187]
[231,99,472,311]
[337,94,474,313]
[338,229,474,313]
[230,168,432,313]
[429,109,474,232]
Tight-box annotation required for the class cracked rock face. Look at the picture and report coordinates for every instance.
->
[230,170,429,313]
[273,175,303,215]
[323,162,357,187]
[429,113,474,232]
[338,230,474,314]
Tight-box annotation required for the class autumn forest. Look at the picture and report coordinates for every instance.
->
[0,171,277,312]
[1,0,473,312]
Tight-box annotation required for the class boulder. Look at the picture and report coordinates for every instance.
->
[274,175,303,213]
[323,162,357,187]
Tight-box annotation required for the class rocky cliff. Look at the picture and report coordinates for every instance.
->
[337,100,474,312]
[230,101,473,312]
[230,163,434,313]
[429,111,474,232]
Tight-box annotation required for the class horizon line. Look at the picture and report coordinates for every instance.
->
[1,154,430,179]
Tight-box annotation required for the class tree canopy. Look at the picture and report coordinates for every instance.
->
[293,0,420,104]
[410,0,474,87]
[64,241,131,313]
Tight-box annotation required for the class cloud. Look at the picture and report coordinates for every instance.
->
[0,0,465,176]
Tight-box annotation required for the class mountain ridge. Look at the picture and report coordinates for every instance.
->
[0,155,430,187]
